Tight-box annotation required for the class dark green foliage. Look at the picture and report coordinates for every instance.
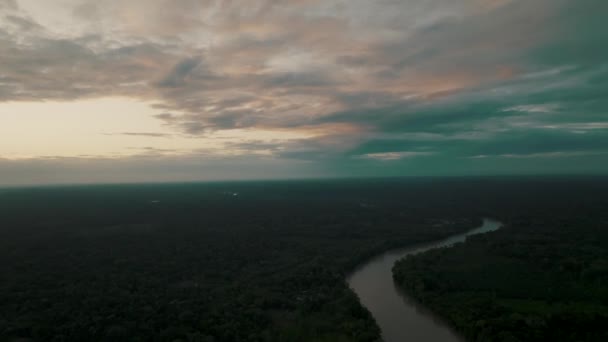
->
[2,177,607,341]
[393,184,608,342]
[0,179,482,342]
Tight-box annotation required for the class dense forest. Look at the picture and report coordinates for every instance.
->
[1,177,607,341]
[0,178,484,342]
[393,179,608,342]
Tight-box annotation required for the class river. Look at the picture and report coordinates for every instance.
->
[347,218,503,342]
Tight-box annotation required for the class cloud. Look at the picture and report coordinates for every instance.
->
[0,0,18,11]
[357,152,436,161]
[105,132,173,138]
[1,0,607,180]
[0,154,327,187]
[498,151,608,159]
[156,57,204,88]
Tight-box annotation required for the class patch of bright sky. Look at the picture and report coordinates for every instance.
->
[0,97,312,159]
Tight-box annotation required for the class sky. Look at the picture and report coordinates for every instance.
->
[0,0,607,185]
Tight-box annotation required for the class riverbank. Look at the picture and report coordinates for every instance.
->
[348,219,502,342]
[393,216,608,341]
